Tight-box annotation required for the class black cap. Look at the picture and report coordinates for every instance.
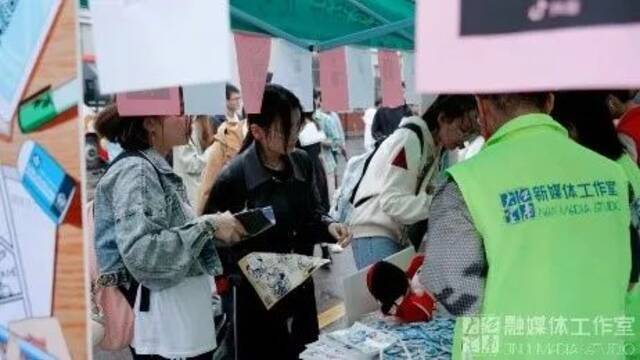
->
[366,261,408,315]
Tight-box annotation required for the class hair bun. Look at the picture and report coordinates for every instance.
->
[94,104,123,142]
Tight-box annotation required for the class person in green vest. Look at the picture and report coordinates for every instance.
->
[552,90,640,359]
[419,92,636,359]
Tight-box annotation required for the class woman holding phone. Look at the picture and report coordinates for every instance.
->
[202,84,351,360]
[93,104,247,359]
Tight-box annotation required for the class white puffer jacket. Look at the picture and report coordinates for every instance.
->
[349,116,441,242]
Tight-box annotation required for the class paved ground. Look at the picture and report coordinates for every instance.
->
[312,243,357,333]
[94,136,367,360]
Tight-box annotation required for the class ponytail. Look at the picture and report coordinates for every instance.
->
[95,104,151,151]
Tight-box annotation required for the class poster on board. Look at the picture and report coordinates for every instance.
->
[0,0,62,136]
[183,83,225,116]
[346,47,375,110]
[269,39,314,111]
[0,166,56,326]
[319,46,375,112]
[91,0,231,94]
[416,0,640,93]
[1,1,85,357]
[402,52,420,106]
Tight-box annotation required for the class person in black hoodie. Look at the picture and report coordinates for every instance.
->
[201,84,351,360]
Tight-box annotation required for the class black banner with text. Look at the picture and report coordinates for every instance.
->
[460,0,640,36]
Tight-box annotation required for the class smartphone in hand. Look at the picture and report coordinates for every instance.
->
[234,206,276,237]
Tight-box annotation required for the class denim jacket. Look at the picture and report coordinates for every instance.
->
[93,148,222,290]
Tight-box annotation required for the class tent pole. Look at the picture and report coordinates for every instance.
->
[316,18,413,51]
[230,6,316,51]
[344,0,414,41]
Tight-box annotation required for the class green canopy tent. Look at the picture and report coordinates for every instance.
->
[79,0,416,50]
[230,0,415,51]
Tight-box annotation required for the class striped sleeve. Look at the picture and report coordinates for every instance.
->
[419,179,487,317]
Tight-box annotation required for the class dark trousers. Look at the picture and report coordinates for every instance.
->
[228,277,319,360]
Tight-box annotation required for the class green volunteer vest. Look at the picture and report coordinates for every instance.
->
[618,154,640,359]
[618,154,640,200]
[448,114,631,360]
[627,285,640,360]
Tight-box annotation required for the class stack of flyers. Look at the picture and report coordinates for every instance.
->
[326,322,398,357]
[360,314,455,360]
[300,336,370,360]
[301,322,397,359]
[304,316,456,359]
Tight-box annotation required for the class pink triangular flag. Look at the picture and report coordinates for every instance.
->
[234,33,271,114]
[319,47,349,112]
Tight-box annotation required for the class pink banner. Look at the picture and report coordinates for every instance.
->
[378,51,404,107]
[416,0,640,93]
[319,47,349,112]
[116,87,182,116]
[234,33,271,114]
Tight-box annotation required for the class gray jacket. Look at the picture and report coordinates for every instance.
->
[93,148,222,291]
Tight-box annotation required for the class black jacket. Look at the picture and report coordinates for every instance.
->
[202,142,335,273]
[203,142,331,359]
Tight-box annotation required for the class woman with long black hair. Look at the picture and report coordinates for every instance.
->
[201,84,351,359]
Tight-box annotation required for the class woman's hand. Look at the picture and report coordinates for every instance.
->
[205,211,247,246]
[328,222,352,248]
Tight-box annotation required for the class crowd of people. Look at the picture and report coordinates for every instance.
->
[88,85,640,359]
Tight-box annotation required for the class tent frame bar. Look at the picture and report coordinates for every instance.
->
[231,6,414,52]
[316,18,413,51]
[230,6,315,50]
[344,0,414,41]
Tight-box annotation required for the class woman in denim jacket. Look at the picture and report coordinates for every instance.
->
[93,104,246,360]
